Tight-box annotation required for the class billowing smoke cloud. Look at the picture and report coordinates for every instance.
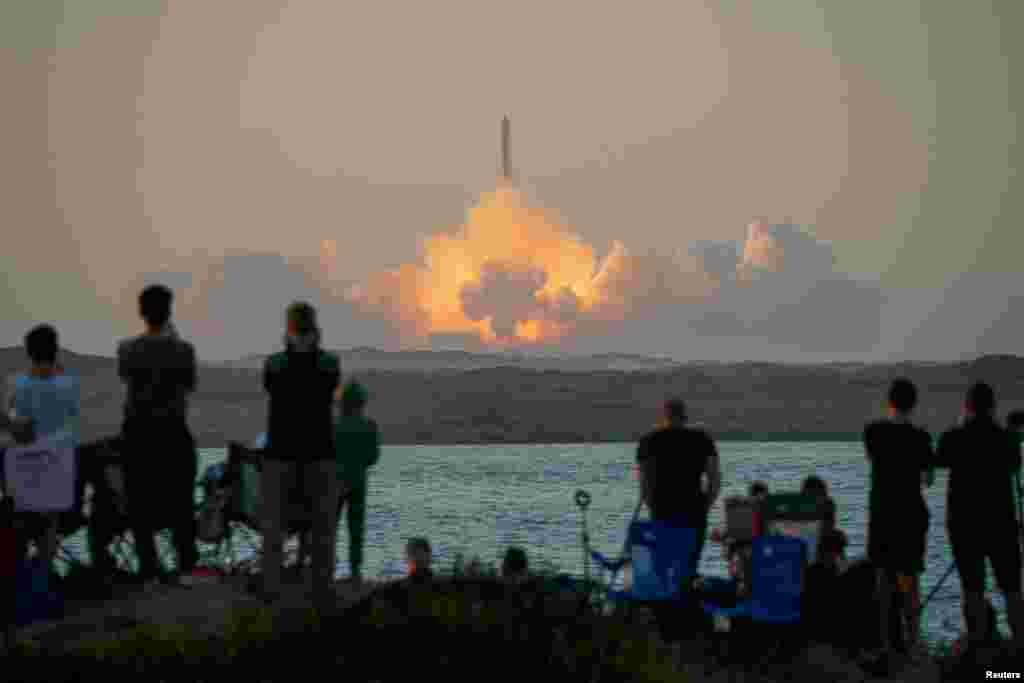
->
[461,263,555,339]
[344,186,883,352]
[690,222,883,349]
[139,251,390,360]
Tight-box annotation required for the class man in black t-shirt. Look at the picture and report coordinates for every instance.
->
[863,378,934,655]
[636,398,721,572]
[934,382,1023,652]
[116,285,199,585]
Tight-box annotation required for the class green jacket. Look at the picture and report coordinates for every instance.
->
[335,414,381,489]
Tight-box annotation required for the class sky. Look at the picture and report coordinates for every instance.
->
[1,0,1021,362]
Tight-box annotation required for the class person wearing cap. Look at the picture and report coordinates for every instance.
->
[333,380,380,584]
[257,302,341,607]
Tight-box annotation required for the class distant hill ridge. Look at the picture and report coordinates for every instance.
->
[2,346,1023,447]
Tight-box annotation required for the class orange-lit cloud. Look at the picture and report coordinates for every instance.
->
[344,185,641,346]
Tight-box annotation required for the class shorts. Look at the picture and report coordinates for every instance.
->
[949,523,1022,594]
[867,514,928,575]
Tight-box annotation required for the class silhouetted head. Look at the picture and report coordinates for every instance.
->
[405,537,432,577]
[501,546,529,581]
[1007,410,1024,432]
[24,325,58,367]
[801,475,828,499]
[340,381,368,416]
[662,398,687,426]
[285,301,317,334]
[748,481,769,499]
[965,382,996,419]
[139,285,174,330]
[887,378,918,416]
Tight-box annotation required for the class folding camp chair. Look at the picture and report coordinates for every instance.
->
[701,534,808,663]
[590,521,697,617]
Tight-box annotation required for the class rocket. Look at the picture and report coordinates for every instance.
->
[500,116,511,182]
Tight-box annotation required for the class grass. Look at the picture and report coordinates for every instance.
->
[2,579,686,682]
[4,555,969,682]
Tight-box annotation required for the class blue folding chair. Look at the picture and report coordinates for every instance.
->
[702,534,806,625]
[590,521,697,611]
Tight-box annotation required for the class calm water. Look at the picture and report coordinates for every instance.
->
[60,441,1003,642]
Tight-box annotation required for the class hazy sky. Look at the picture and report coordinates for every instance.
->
[2,1,1021,361]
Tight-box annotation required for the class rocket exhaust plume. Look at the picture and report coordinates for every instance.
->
[341,116,704,348]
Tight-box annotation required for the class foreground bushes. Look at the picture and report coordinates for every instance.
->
[2,579,683,683]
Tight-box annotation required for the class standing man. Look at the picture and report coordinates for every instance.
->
[863,378,934,657]
[333,380,380,584]
[934,383,1023,653]
[259,302,341,607]
[117,285,199,586]
[636,398,721,572]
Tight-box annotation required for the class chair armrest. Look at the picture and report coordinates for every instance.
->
[589,551,625,571]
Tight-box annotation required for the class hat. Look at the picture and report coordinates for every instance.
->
[341,381,368,407]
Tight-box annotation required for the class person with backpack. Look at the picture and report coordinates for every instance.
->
[256,302,341,607]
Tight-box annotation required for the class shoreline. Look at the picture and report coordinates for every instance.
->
[191,434,866,449]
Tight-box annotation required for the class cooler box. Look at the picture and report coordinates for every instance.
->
[759,493,826,565]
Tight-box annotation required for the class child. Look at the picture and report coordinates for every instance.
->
[333,381,380,583]
[3,325,79,575]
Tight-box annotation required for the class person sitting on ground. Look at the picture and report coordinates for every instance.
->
[501,546,529,585]
[405,537,433,583]
[800,475,837,533]
[333,381,380,585]
[863,378,934,657]
[934,382,1024,654]
[2,325,80,576]
[803,527,851,643]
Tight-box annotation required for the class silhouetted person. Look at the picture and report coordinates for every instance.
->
[748,480,769,500]
[333,381,380,584]
[501,546,529,584]
[405,537,433,582]
[863,378,934,654]
[800,474,838,537]
[934,382,1024,652]
[117,286,198,586]
[1008,410,1024,435]
[2,325,79,574]
[259,302,341,606]
[636,398,721,573]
